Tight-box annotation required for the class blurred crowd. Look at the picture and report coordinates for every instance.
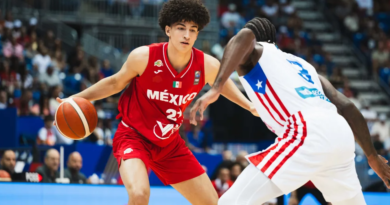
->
[1,0,390,203]
[0,148,116,185]
[327,0,390,85]
[0,11,117,147]
[213,0,354,96]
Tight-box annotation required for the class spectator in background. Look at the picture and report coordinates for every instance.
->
[373,134,386,156]
[12,19,22,39]
[211,150,234,180]
[0,9,4,28]
[36,148,60,183]
[235,150,249,168]
[91,120,106,145]
[49,85,62,116]
[51,50,67,72]
[344,11,359,33]
[69,49,87,74]
[186,123,205,152]
[64,152,87,184]
[329,67,346,89]
[18,89,36,116]
[100,59,114,77]
[212,168,233,198]
[371,114,390,150]
[103,119,113,146]
[0,89,7,109]
[28,17,38,35]
[221,4,241,30]
[37,115,57,146]
[261,0,279,24]
[0,150,16,177]
[3,36,24,60]
[360,101,378,134]
[43,30,56,51]
[39,65,62,87]
[94,100,106,119]
[83,56,102,84]
[371,41,389,77]
[230,162,244,182]
[33,46,52,74]
[281,0,295,16]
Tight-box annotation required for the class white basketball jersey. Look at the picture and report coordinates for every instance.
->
[239,42,337,136]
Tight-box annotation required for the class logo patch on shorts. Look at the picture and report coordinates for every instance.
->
[124,148,133,154]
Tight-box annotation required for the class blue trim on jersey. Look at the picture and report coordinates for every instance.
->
[243,63,268,94]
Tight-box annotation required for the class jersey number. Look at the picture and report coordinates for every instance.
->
[287,60,314,84]
[166,109,182,121]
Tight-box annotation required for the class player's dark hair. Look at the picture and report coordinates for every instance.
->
[158,0,210,32]
[244,17,276,44]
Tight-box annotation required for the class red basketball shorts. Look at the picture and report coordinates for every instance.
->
[113,122,205,185]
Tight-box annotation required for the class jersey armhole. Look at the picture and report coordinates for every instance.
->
[137,45,154,79]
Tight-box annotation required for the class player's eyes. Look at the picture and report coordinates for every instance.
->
[190,30,196,32]
[178,27,185,30]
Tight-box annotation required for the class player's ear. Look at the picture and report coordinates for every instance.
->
[165,25,171,38]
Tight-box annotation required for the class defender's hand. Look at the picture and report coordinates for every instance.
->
[368,155,390,188]
[190,88,220,125]
[249,105,259,117]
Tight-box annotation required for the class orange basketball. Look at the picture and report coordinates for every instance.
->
[0,170,10,178]
[55,97,98,140]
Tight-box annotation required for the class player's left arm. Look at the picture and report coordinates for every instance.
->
[204,54,258,116]
[319,75,390,188]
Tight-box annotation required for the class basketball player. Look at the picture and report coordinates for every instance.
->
[56,1,258,204]
[190,18,390,205]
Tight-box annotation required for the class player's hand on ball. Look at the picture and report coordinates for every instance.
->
[190,88,221,125]
[368,154,390,188]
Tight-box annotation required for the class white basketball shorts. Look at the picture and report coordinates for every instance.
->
[246,108,362,202]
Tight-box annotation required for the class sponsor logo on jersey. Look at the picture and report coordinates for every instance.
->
[154,70,163,74]
[295,87,330,102]
[173,81,182,88]
[154,60,163,67]
[153,120,180,140]
[124,148,133,154]
[147,89,198,106]
[195,71,200,78]
[194,71,200,85]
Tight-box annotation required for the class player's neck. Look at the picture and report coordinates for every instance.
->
[167,42,192,73]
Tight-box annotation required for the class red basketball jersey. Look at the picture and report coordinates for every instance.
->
[117,43,205,147]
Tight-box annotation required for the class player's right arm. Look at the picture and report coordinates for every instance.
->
[58,46,149,102]
[319,75,390,188]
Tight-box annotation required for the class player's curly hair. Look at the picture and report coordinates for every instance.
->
[158,0,210,32]
[244,17,276,44]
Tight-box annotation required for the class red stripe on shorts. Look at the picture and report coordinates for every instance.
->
[268,112,307,179]
[261,115,298,173]
[259,118,293,172]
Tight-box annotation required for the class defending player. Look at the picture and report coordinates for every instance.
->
[56,1,257,204]
[190,18,390,205]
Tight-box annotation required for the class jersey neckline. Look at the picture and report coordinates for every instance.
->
[162,43,194,79]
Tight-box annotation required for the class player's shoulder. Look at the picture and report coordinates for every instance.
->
[204,53,220,69]
[127,46,149,63]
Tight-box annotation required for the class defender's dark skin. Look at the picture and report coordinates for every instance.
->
[190,28,390,188]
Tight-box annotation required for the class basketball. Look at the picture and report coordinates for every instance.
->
[55,97,98,140]
[0,170,10,179]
